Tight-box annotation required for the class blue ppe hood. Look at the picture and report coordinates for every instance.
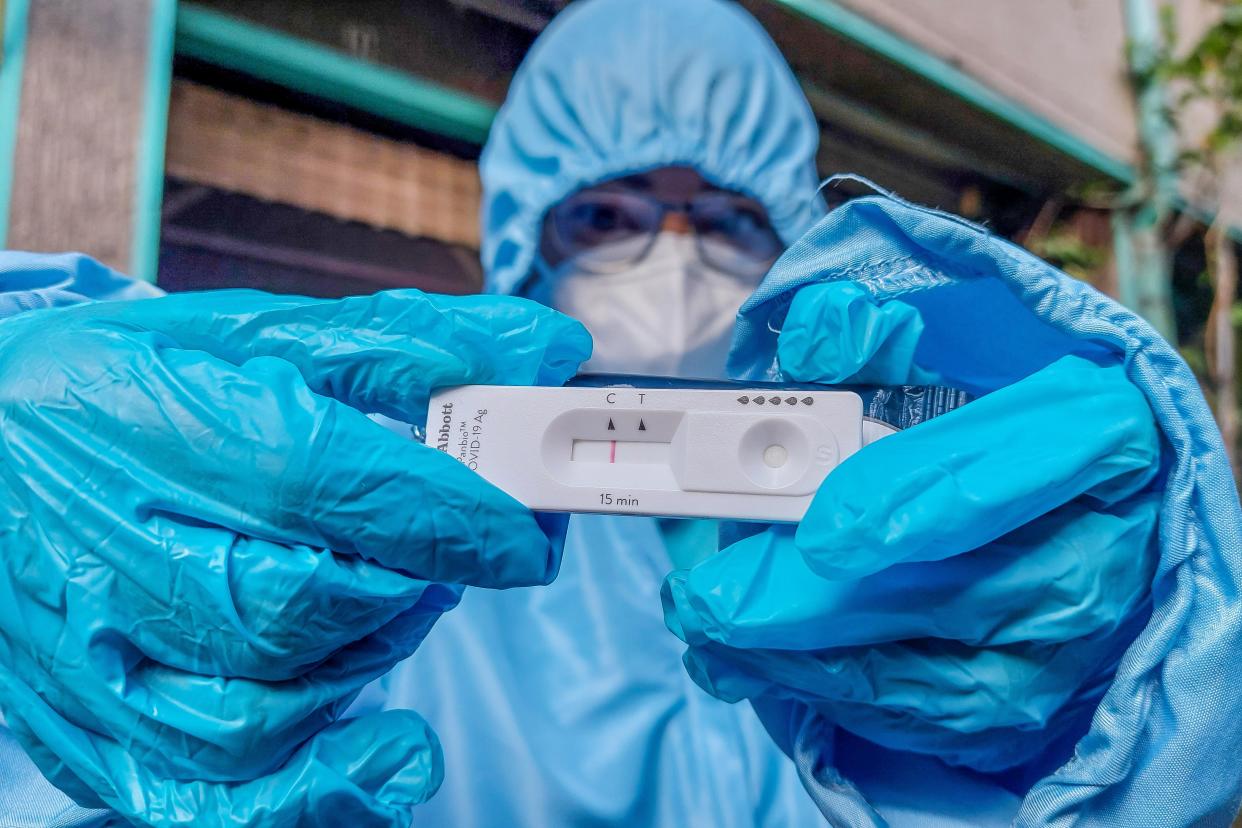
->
[729,184,1242,827]
[479,0,824,297]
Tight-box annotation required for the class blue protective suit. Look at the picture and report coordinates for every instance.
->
[2,0,1239,825]
[372,0,831,824]
[714,184,1242,826]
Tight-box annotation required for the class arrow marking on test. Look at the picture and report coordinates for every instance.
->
[607,418,615,431]
[638,419,647,431]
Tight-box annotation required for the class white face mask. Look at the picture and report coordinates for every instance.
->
[542,232,764,378]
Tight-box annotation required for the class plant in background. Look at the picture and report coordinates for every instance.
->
[1157,0,1242,475]
[1029,226,1110,284]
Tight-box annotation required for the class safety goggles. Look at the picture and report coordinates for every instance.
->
[547,189,783,279]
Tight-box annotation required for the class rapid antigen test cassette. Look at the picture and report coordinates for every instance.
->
[426,378,968,522]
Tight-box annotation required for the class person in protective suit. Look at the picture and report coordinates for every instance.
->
[0,0,1238,827]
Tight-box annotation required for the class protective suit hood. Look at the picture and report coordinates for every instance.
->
[730,184,1242,827]
[479,0,824,298]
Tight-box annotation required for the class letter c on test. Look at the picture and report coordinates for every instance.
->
[606,392,617,404]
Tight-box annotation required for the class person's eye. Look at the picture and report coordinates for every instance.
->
[566,201,621,231]
[725,212,756,234]
[711,207,764,237]
[585,204,622,231]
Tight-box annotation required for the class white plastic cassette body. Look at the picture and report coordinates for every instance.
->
[426,382,879,522]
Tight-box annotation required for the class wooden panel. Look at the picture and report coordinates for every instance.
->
[7,0,152,268]
[158,181,485,296]
[165,81,482,247]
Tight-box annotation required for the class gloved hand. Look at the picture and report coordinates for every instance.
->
[662,281,1161,772]
[0,287,590,825]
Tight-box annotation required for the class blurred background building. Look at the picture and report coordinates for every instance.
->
[1,0,1240,466]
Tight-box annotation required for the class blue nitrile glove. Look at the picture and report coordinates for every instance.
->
[662,281,1162,773]
[0,287,590,826]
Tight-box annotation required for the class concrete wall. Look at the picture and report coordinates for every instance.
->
[835,0,1225,172]
[834,0,1138,163]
